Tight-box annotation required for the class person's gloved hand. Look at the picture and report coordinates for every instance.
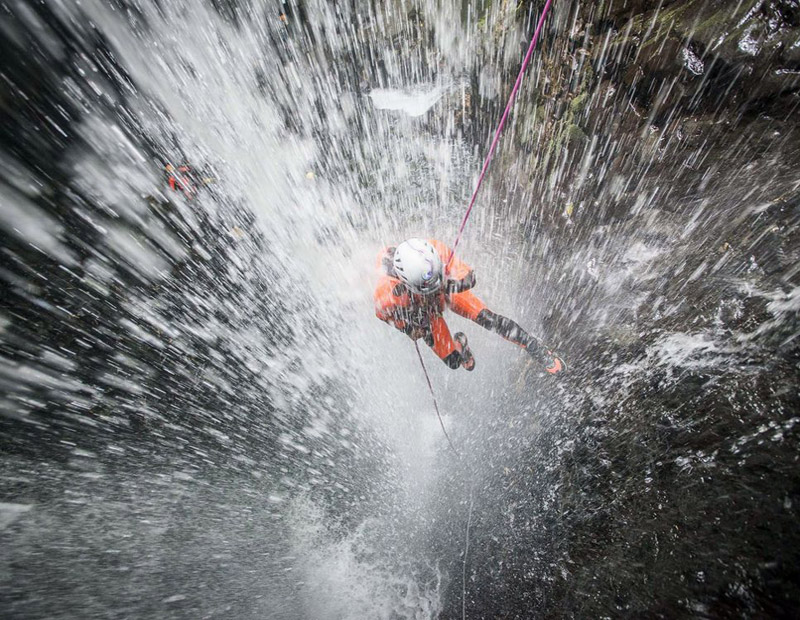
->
[444,271,476,294]
[525,340,566,374]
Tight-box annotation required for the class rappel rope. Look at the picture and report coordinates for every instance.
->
[410,3,555,619]
[414,341,459,456]
[422,0,554,442]
[446,0,555,272]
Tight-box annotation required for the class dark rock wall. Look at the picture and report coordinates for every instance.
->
[443,1,800,617]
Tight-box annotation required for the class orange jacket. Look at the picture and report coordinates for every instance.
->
[373,239,473,333]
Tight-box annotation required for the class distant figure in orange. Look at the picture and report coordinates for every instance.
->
[165,164,215,200]
[374,238,564,373]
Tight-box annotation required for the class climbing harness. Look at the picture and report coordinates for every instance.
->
[410,2,555,618]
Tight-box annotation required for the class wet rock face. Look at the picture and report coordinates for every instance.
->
[447,1,800,618]
[606,0,800,119]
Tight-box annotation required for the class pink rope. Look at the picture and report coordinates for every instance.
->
[417,2,555,455]
[446,0,554,270]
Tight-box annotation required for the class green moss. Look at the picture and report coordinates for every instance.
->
[476,0,492,31]
[581,62,595,90]
[565,122,587,144]
[684,0,762,40]
[570,91,589,115]
[613,1,697,48]
[624,0,765,51]
[693,7,738,38]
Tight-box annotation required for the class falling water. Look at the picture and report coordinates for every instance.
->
[2,0,799,618]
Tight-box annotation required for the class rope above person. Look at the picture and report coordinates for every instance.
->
[447,0,554,271]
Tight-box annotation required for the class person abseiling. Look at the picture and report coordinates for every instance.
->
[374,238,564,373]
[165,163,215,200]
[165,164,200,199]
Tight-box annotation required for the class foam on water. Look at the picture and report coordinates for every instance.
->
[369,87,445,117]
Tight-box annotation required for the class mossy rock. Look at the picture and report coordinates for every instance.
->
[565,122,588,144]
[569,91,590,115]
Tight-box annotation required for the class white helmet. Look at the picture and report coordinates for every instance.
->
[393,238,443,295]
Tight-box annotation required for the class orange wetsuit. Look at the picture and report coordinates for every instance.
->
[374,239,548,369]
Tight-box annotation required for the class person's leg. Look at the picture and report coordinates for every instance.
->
[448,291,531,345]
[474,309,536,350]
[447,290,487,323]
[449,291,562,372]
[426,315,472,370]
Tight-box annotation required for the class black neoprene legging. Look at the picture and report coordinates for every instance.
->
[425,309,546,369]
[474,309,546,357]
